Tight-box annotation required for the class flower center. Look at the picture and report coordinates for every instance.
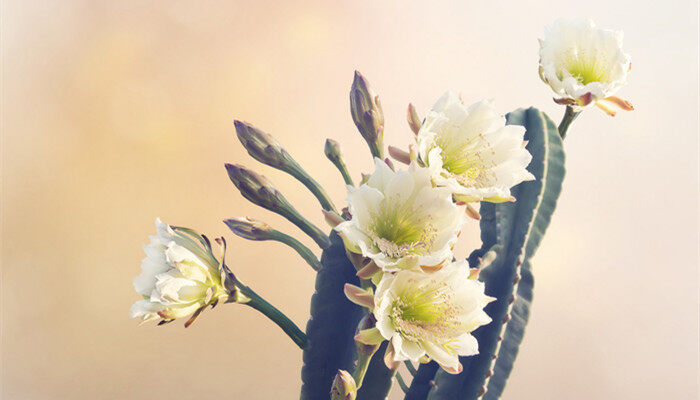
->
[389,281,463,343]
[433,134,496,189]
[369,202,437,258]
[560,52,611,85]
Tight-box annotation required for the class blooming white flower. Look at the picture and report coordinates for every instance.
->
[130,218,228,325]
[335,158,465,272]
[416,92,534,203]
[539,18,633,115]
[372,260,493,373]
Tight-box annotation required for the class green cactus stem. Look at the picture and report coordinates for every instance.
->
[411,107,565,400]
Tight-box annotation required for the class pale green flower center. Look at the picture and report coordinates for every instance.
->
[389,282,462,343]
[370,202,437,258]
[432,134,495,189]
[560,53,611,85]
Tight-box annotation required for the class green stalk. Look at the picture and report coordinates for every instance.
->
[269,230,322,271]
[367,139,384,160]
[287,164,337,212]
[395,372,410,393]
[330,156,354,186]
[558,105,580,139]
[353,351,374,389]
[238,285,308,349]
[404,361,417,376]
[278,207,331,249]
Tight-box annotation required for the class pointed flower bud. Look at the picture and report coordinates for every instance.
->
[330,370,357,400]
[350,71,384,158]
[223,216,274,241]
[130,218,230,327]
[235,121,336,212]
[224,217,322,271]
[235,120,293,169]
[225,163,331,249]
[226,164,284,211]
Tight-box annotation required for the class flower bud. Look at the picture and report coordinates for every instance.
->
[324,139,354,186]
[330,370,357,400]
[225,164,289,211]
[235,120,295,170]
[350,71,384,158]
[225,163,331,249]
[324,138,343,164]
[223,217,274,241]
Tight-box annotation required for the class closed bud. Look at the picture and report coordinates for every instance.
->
[350,71,384,158]
[235,120,294,170]
[223,217,273,241]
[225,164,288,212]
[324,139,343,163]
[330,370,357,400]
[225,164,331,249]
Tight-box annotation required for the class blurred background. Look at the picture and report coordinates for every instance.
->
[2,1,698,399]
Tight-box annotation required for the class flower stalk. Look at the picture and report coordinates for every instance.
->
[558,105,581,139]
[224,270,307,349]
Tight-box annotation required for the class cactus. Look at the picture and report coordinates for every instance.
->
[412,107,565,399]
[134,20,633,394]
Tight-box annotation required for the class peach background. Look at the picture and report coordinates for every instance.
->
[2,1,698,399]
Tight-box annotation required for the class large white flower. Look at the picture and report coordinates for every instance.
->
[335,158,465,272]
[416,92,534,203]
[373,260,493,373]
[539,18,633,115]
[130,218,228,325]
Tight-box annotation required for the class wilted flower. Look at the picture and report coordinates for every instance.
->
[356,260,493,374]
[130,218,230,326]
[335,158,466,272]
[539,18,633,115]
[416,92,534,203]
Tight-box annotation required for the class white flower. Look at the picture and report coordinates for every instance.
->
[335,158,466,272]
[373,260,493,373]
[130,218,228,325]
[539,18,633,115]
[416,92,534,203]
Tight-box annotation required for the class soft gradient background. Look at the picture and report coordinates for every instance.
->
[2,1,698,399]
